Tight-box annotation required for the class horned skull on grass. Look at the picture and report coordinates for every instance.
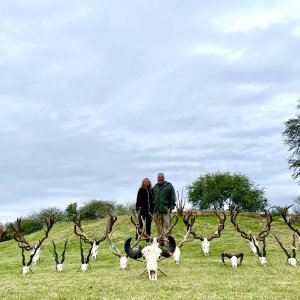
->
[124,236,176,281]
[221,252,244,268]
[183,210,226,256]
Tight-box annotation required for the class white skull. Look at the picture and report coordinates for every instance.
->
[201,238,210,256]
[142,245,162,281]
[91,241,99,260]
[173,246,180,264]
[32,247,41,266]
[119,256,128,270]
[22,266,30,275]
[259,256,267,265]
[81,263,89,272]
[56,263,64,272]
[249,240,257,255]
[230,256,238,268]
[288,258,297,266]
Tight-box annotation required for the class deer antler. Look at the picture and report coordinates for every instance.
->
[0,224,7,241]
[100,209,118,244]
[186,210,226,241]
[257,209,273,241]
[35,214,55,249]
[73,214,94,243]
[11,218,34,250]
[231,208,251,241]
[178,223,193,248]
[282,204,300,238]
[231,207,272,242]
[207,211,226,241]
[164,211,178,237]
[11,215,55,250]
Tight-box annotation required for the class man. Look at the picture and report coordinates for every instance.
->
[152,172,176,237]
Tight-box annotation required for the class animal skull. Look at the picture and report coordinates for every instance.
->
[249,239,258,255]
[56,263,64,272]
[288,258,297,266]
[80,263,89,272]
[119,256,128,270]
[230,256,238,268]
[91,241,99,260]
[201,238,210,256]
[173,246,180,264]
[31,247,41,266]
[142,245,162,281]
[22,266,30,275]
[259,256,267,265]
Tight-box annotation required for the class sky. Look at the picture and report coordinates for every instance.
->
[1,0,300,223]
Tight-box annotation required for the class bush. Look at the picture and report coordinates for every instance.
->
[79,200,116,220]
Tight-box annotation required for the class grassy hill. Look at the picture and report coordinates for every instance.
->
[0,213,299,300]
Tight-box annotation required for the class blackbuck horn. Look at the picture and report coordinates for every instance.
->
[61,238,69,264]
[79,237,93,272]
[51,240,60,265]
[250,234,269,265]
[273,233,298,266]
[273,234,293,258]
[20,243,40,274]
[282,204,300,238]
[51,238,69,265]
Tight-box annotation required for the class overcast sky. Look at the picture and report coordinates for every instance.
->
[1,0,299,223]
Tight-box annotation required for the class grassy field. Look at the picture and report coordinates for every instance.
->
[0,213,299,300]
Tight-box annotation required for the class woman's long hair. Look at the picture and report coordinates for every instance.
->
[139,178,152,190]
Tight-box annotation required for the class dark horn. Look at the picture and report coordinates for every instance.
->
[161,236,176,258]
[124,238,142,259]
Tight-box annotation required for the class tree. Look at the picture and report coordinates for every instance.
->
[186,172,268,212]
[293,196,300,215]
[65,202,78,221]
[283,99,300,181]
[79,200,116,220]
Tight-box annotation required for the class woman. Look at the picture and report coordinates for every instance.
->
[136,178,154,244]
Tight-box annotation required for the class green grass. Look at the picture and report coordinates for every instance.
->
[0,214,299,300]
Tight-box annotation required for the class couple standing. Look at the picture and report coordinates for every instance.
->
[135,172,176,243]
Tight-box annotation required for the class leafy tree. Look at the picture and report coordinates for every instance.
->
[186,172,268,212]
[79,200,116,220]
[293,196,300,215]
[65,202,78,221]
[28,207,66,223]
[283,99,300,181]
[269,206,285,217]
[114,202,135,215]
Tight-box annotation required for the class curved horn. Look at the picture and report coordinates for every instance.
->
[161,236,176,258]
[124,238,142,259]
[221,252,233,263]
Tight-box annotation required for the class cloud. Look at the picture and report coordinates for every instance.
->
[0,1,299,223]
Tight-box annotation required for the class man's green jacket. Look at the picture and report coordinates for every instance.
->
[152,181,176,213]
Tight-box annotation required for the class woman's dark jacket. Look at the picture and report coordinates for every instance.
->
[136,188,154,216]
